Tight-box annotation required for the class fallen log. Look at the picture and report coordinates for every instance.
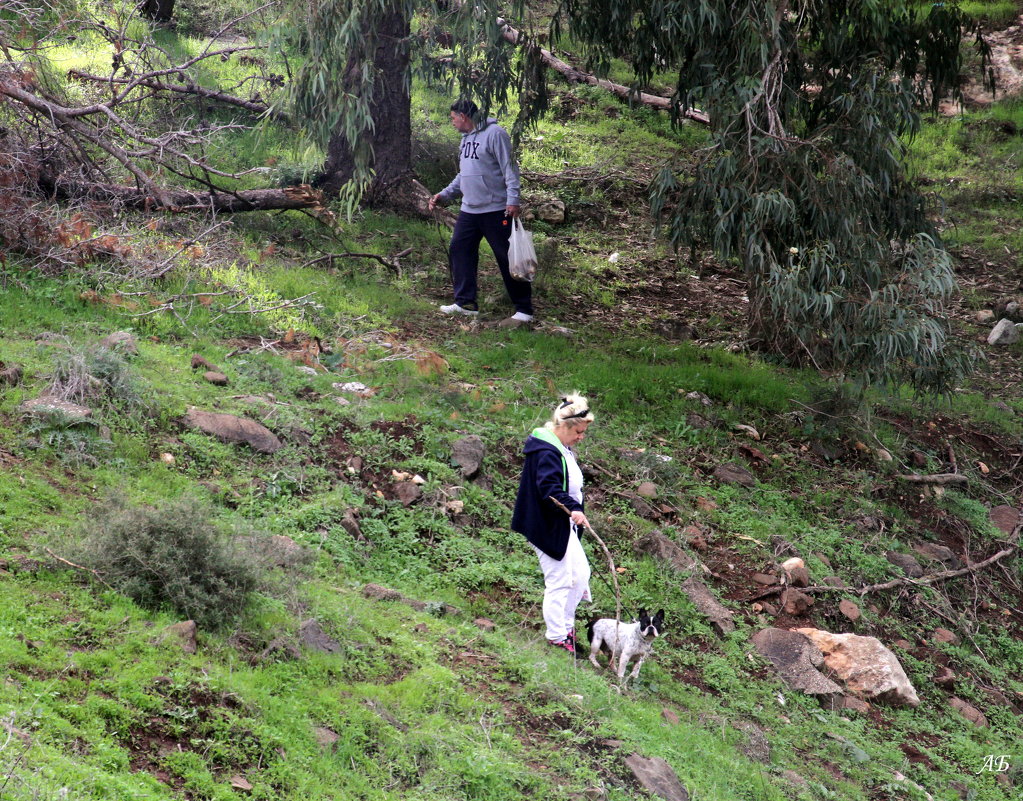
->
[44,180,326,213]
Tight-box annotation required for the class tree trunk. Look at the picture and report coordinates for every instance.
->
[140,0,175,23]
[318,1,412,202]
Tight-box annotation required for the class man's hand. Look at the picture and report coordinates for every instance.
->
[505,204,520,218]
[428,193,441,211]
[570,510,590,530]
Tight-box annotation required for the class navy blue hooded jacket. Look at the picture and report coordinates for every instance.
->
[511,428,584,561]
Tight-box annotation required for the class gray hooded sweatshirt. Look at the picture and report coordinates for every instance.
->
[438,118,521,214]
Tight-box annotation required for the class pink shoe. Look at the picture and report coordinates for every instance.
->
[549,637,575,654]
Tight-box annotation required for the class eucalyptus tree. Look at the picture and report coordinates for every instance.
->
[280,0,517,215]
[558,0,989,393]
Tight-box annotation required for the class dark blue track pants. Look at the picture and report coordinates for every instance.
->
[449,210,533,315]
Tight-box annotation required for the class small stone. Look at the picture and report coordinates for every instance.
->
[163,620,197,654]
[885,551,923,578]
[159,452,175,465]
[662,708,680,725]
[752,573,778,586]
[839,600,861,621]
[685,390,713,406]
[334,381,369,393]
[0,362,24,386]
[989,505,1020,535]
[394,481,422,507]
[974,309,995,324]
[948,696,987,727]
[636,481,658,499]
[229,776,253,793]
[761,602,778,616]
[909,450,928,468]
[933,666,956,689]
[695,497,718,512]
[204,371,228,386]
[451,435,486,479]
[838,695,871,714]
[781,588,814,616]
[682,525,708,551]
[298,619,342,654]
[823,576,847,588]
[191,354,217,371]
[933,628,960,645]
[712,462,755,487]
[295,365,319,376]
[875,448,893,462]
[99,331,138,355]
[893,639,913,650]
[445,499,465,515]
[314,726,340,749]
[473,617,496,632]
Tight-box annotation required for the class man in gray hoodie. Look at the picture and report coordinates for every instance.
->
[428,100,533,328]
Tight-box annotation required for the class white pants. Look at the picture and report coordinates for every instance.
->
[535,530,591,642]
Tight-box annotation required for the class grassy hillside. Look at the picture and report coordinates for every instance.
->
[1,4,1022,801]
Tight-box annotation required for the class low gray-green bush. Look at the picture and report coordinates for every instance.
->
[73,495,260,630]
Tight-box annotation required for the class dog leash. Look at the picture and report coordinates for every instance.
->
[549,498,624,626]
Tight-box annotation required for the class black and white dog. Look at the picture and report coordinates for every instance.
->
[587,609,665,682]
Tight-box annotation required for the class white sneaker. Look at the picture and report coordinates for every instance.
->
[439,303,479,316]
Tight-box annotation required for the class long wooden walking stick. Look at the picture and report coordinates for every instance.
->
[550,498,622,627]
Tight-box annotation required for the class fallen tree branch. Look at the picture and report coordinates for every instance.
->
[744,539,1019,603]
[496,18,709,126]
[302,247,413,275]
[45,547,114,590]
[67,69,289,123]
[44,180,326,213]
[897,473,969,486]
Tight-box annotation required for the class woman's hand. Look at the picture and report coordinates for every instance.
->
[570,510,590,530]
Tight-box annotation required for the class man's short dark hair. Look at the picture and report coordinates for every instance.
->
[450,99,479,118]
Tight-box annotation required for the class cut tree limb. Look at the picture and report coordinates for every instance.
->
[897,473,969,486]
[496,18,709,125]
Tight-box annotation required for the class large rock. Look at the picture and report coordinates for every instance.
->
[680,576,734,637]
[633,530,701,573]
[987,318,1020,345]
[750,628,843,700]
[21,396,92,421]
[182,407,282,453]
[623,754,690,801]
[794,628,919,707]
[451,435,485,478]
[298,619,342,654]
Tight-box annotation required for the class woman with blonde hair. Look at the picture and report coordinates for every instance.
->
[511,393,594,654]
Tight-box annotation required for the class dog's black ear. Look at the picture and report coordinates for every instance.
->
[637,607,647,619]
[655,609,665,621]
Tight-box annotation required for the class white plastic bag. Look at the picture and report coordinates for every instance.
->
[508,218,537,282]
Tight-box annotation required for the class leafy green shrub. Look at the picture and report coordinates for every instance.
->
[72,494,260,630]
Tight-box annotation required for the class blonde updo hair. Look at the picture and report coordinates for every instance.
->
[545,392,594,430]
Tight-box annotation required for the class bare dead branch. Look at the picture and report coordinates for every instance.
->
[897,473,970,486]
[67,69,289,123]
[496,17,710,126]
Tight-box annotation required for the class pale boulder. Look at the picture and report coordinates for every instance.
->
[795,628,919,707]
